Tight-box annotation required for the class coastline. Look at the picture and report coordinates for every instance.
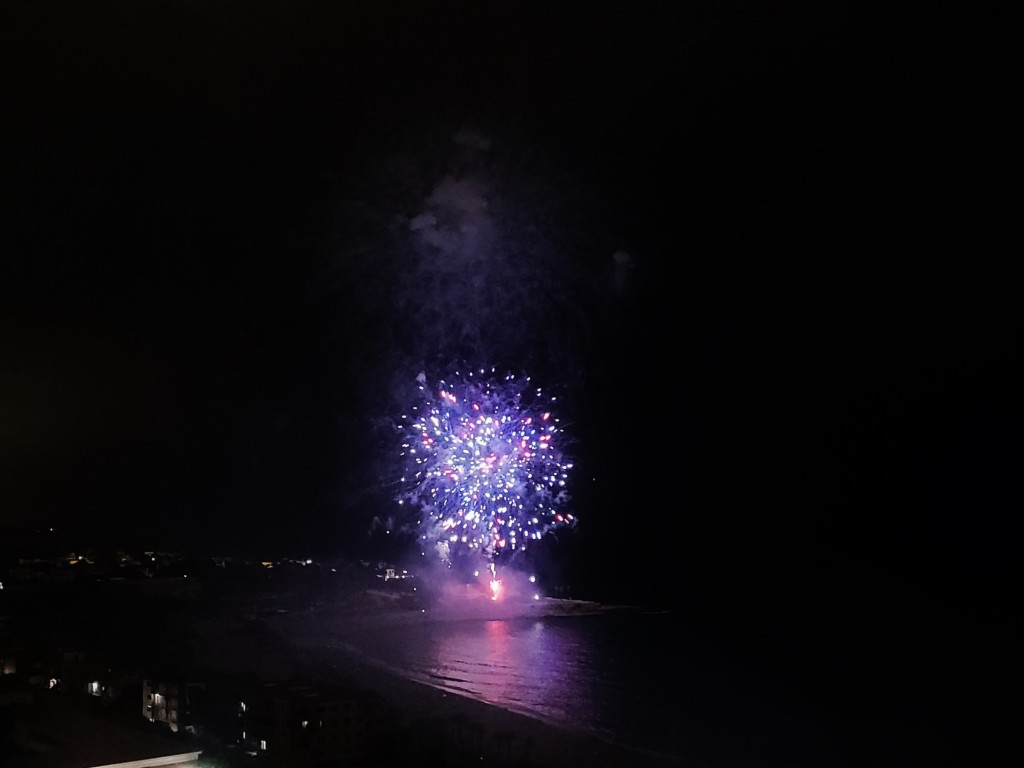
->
[280,596,688,767]
[312,631,687,768]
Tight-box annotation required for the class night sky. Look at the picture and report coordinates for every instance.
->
[2,2,1017,617]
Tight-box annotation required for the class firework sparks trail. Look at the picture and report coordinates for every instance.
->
[396,367,575,584]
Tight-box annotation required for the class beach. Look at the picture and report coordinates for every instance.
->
[277,595,688,767]
[326,648,686,767]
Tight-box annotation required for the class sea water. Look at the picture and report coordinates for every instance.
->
[325,609,692,761]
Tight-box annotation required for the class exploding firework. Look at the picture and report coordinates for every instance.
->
[396,367,575,582]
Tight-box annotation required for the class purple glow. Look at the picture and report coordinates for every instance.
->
[396,367,574,580]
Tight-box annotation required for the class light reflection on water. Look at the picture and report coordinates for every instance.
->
[429,618,597,724]
[335,612,680,756]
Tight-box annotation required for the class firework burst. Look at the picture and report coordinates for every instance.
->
[396,367,575,580]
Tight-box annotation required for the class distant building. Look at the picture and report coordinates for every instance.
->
[238,680,375,764]
[18,643,65,690]
[143,678,207,734]
[7,558,74,586]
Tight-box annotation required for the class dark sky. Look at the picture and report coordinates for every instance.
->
[2,2,1017,611]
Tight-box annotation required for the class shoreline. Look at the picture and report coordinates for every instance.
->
[310,633,687,767]
[280,595,688,767]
